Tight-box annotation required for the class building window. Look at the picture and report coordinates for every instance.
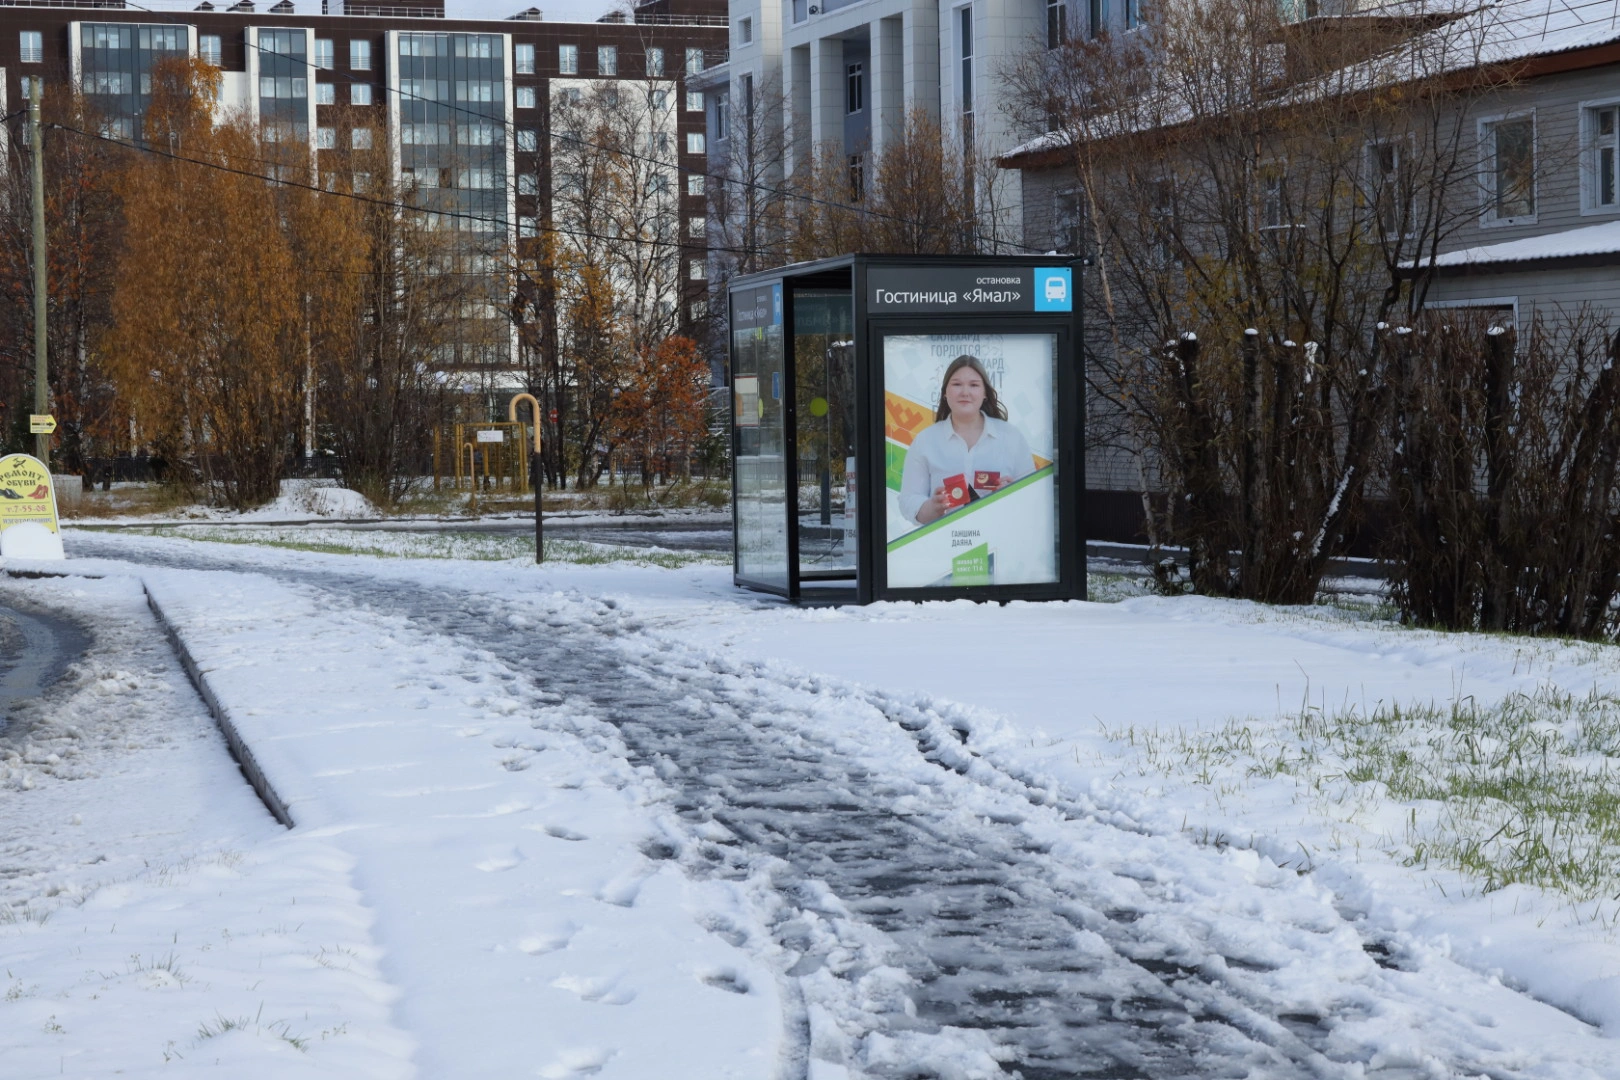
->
[714,90,727,132]
[199,33,222,66]
[1047,0,1067,48]
[315,38,334,70]
[598,45,616,74]
[689,259,706,280]
[1124,0,1140,29]
[687,89,703,112]
[1586,104,1619,211]
[516,85,536,109]
[350,39,371,70]
[351,83,372,106]
[19,31,41,64]
[655,131,671,153]
[516,128,537,152]
[1149,178,1177,264]
[687,132,706,154]
[512,43,534,75]
[353,171,371,192]
[687,174,704,196]
[958,6,973,114]
[651,88,668,110]
[518,173,539,195]
[1366,140,1409,237]
[847,62,864,114]
[738,17,753,44]
[849,153,865,201]
[688,216,706,237]
[1483,114,1535,222]
[690,300,708,320]
[316,82,335,105]
[316,126,336,149]
[518,215,537,238]
[21,76,42,104]
[1260,165,1287,230]
[686,47,705,75]
[262,74,309,100]
[352,127,372,149]
[647,47,664,76]
[1089,0,1106,38]
[559,44,578,74]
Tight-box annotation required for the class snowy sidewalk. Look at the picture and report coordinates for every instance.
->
[132,564,779,1080]
[10,531,1620,1078]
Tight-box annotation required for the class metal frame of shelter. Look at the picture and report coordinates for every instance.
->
[727,253,1086,605]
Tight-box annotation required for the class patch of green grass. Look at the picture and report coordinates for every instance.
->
[1106,685,1620,906]
[123,525,728,568]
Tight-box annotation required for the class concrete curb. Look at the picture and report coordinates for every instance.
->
[142,585,295,830]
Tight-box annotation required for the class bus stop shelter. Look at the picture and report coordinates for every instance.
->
[728,253,1085,604]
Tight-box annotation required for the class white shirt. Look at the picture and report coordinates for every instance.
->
[897,415,1036,525]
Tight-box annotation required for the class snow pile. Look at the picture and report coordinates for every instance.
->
[247,478,380,521]
[0,522,64,560]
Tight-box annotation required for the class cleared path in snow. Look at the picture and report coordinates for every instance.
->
[0,599,89,735]
[72,533,1614,1080]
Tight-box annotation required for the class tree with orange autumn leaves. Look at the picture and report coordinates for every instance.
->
[99,59,315,509]
[609,334,709,485]
[2,60,704,503]
[92,63,486,508]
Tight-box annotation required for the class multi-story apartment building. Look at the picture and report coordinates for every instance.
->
[0,0,725,374]
[695,0,1151,272]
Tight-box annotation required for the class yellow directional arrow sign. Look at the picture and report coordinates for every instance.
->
[28,414,55,434]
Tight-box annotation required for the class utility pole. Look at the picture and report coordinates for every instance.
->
[29,82,49,468]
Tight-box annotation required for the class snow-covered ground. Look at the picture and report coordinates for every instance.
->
[4,525,1620,1079]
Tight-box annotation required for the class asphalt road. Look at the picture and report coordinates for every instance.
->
[0,600,89,736]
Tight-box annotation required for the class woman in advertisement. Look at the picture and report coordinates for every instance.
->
[898,355,1036,527]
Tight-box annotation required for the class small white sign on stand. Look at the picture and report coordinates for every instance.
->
[0,454,66,560]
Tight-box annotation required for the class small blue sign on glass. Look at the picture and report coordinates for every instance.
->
[771,371,781,400]
[1033,268,1073,312]
[771,284,784,324]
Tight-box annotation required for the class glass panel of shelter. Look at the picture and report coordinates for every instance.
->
[792,290,856,583]
[731,286,790,592]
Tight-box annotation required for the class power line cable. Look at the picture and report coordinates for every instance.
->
[106,0,1038,254]
[51,118,789,262]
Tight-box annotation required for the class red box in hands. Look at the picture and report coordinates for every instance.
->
[973,470,1001,493]
[940,474,970,510]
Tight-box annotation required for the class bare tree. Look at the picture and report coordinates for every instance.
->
[1008,0,1511,601]
[306,120,478,508]
[783,108,1021,263]
[533,80,692,487]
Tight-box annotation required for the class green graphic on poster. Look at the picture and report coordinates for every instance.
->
[950,542,991,586]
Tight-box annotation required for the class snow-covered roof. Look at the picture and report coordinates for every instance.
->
[1006,0,1620,166]
[1417,219,1620,268]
